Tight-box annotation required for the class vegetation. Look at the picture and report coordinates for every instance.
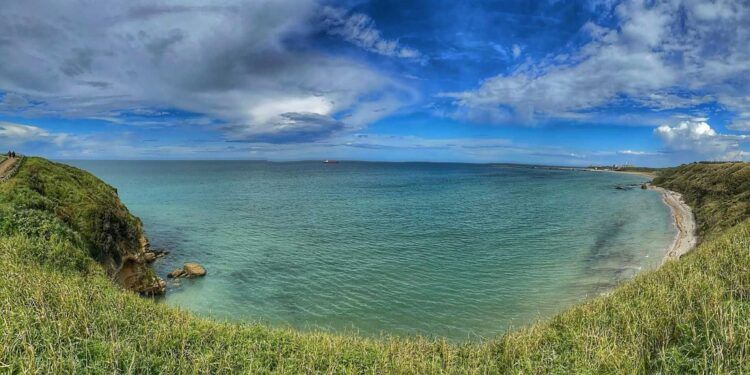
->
[654,162,750,237]
[0,157,161,293]
[2,158,750,373]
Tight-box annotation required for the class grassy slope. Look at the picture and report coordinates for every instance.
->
[2,159,750,373]
[0,158,160,293]
[654,162,750,237]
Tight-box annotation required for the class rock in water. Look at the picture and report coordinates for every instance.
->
[143,252,156,263]
[167,263,206,279]
[183,263,207,277]
[168,268,185,278]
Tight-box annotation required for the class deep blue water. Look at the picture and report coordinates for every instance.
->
[68,161,674,340]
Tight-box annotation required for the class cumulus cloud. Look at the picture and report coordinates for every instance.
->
[654,119,749,160]
[0,1,416,143]
[447,0,750,124]
[0,121,68,146]
[618,150,655,156]
[319,6,421,59]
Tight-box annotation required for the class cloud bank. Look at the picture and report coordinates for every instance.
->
[448,0,750,125]
[0,0,416,143]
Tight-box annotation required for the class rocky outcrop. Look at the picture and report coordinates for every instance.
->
[112,233,169,295]
[115,256,166,295]
[168,263,207,279]
[142,249,168,263]
[143,252,156,263]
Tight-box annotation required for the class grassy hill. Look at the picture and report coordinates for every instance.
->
[2,158,750,373]
[654,162,750,237]
[0,158,163,294]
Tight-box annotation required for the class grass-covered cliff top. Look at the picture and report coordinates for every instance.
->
[3,158,750,373]
[654,162,750,237]
[0,157,162,293]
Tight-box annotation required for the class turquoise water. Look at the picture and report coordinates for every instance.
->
[69,161,674,340]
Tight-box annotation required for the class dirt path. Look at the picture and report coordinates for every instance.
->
[0,157,19,180]
[648,185,698,264]
[0,157,17,176]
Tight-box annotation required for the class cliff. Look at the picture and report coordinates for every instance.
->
[0,157,164,294]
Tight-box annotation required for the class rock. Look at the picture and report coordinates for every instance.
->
[168,268,186,278]
[641,184,648,189]
[138,278,166,296]
[152,278,167,295]
[143,252,156,262]
[183,263,207,277]
[167,263,207,279]
[116,258,165,295]
[152,249,170,258]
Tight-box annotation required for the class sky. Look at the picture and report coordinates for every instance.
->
[0,0,749,166]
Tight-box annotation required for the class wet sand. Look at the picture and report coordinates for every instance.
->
[647,185,697,264]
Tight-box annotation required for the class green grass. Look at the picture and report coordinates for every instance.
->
[0,157,160,293]
[3,158,750,373]
[654,162,750,237]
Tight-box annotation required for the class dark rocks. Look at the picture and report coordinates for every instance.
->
[141,278,167,296]
[168,268,185,278]
[614,183,640,191]
[142,249,170,263]
[143,252,156,263]
[116,257,166,296]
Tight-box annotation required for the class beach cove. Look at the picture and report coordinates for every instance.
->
[68,161,681,340]
[5,158,750,373]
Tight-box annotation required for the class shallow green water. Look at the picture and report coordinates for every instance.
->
[70,161,673,340]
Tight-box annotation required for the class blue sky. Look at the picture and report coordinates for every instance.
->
[1,0,749,166]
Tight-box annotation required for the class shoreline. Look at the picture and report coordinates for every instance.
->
[583,168,657,178]
[583,168,697,263]
[647,184,697,264]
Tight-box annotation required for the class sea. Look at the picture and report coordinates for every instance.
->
[68,161,674,341]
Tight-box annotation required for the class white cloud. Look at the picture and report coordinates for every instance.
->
[618,150,653,156]
[0,1,417,143]
[0,121,68,147]
[654,119,749,160]
[447,0,750,124]
[511,44,522,59]
[319,6,421,59]
[727,117,750,132]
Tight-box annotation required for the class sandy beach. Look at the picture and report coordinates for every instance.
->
[647,185,697,264]
[583,168,657,178]
[585,168,698,262]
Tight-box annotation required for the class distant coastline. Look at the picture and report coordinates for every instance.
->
[583,167,657,178]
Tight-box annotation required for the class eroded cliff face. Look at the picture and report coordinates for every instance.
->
[111,228,166,295]
[0,157,165,294]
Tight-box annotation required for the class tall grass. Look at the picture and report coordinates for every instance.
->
[654,162,750,237]
[2,159,750,373]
